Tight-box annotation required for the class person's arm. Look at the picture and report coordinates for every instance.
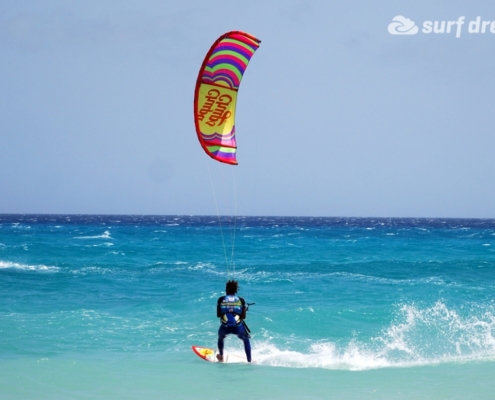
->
[217,297,223,318]
[240,297,247,319]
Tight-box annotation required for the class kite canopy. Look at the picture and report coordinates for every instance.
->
[194,31,261,165]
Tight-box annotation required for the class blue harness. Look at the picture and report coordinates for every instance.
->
[219,295,243,326]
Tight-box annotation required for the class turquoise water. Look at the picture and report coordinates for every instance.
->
[1,215,495,399]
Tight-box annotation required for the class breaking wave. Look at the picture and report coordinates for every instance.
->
[248,301,495,370]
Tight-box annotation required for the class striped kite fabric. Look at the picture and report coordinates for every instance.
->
[194,31,261,165]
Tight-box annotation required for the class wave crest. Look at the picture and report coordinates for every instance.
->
[0,260,59,272]
[248,301,495,370]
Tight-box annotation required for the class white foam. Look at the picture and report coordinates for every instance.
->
[11,223,31,229]
[91,242,114,247]
[250,339,495,371]
[245,340,382,370]
[250,301,495,370]
[73,230,112,239]
[71,266,112,275]
[187,263,222,275]
[109,251,125,255]
[0,260,59,272]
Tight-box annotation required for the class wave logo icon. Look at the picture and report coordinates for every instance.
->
[388,15,419,35]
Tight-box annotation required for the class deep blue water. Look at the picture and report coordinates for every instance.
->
[1,214,495,399]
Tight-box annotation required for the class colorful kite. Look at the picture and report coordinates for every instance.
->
[194,31,261,165]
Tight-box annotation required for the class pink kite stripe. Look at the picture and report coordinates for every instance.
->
[208,54,248,68]
[215,41,256,56]
[228,33,260,48]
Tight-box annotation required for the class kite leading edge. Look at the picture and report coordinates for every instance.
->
[194,31,261,165]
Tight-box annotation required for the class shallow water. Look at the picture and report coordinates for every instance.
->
[1,215,495,398]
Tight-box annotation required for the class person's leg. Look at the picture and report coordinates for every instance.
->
[236,325,252,362]
[241,335,251,362]
[217,325,227,360]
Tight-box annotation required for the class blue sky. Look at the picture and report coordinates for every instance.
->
[1,1,494,218]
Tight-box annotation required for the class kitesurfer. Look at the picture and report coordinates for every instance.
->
[216,280,251,362]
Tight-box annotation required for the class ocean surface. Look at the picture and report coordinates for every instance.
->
[1,214,495,399]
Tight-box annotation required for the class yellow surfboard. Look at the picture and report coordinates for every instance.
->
[191,345,249,364]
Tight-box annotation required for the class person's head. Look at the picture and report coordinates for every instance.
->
[225,280,239,295]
